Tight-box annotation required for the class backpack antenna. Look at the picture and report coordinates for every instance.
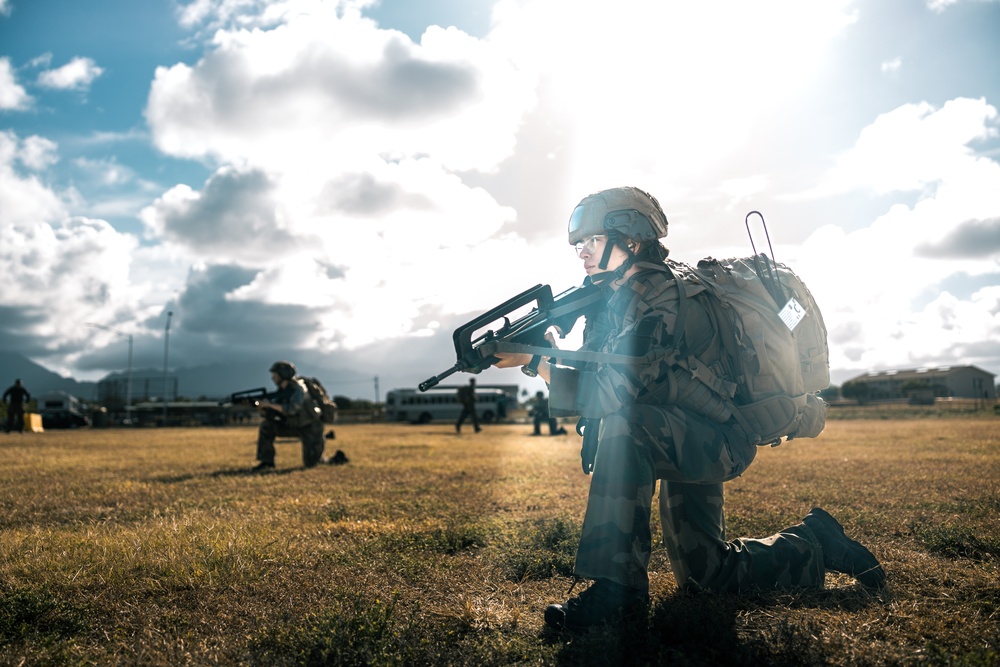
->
[745,211,787,305]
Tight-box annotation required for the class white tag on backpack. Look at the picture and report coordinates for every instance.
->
[779,297,806,332]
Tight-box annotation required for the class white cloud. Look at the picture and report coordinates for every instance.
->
[0,57,32,110]
[925,0,1000,10]
[8,0,998,390]
[72,157,131,186]
[141,0,860,332]
[139,1,550,355]
[0,131,157,358]
[0,131,66,224]
[488,0,857,190]
[147,4,534,176]
[787,96,1000,379]
[0,218,141,343]
[797,97,999,198]
[28,53,53,69]
[140,166,310,264]
[927,0,960,11]
[881,57,902,75]
[36,56,104,91]
[19,136,59,170]
[0,0,10,17]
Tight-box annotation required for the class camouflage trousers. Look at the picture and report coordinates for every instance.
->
[257,418,326,468]
[573,404,825,593]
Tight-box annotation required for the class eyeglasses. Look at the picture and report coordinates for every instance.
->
[574,234,607,257]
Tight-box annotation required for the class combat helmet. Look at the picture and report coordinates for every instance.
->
[269,361,297,381]
[567,186,668,246]
[568,186,668,280]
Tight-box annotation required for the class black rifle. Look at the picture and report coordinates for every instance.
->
[221,387,283,422]
[419,282,602,391]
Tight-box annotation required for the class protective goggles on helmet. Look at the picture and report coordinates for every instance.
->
[574,234,607,257]
[567,204,592,240]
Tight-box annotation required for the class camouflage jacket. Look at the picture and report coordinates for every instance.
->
[549,260,729,421]
[272,378,321,428]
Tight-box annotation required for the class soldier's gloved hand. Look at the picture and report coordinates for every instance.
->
[578,418,599,474]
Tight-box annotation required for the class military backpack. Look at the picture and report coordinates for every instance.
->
[669,253,829,445]
[298,376,339,424]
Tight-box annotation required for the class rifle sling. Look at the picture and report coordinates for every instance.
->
[546,287,603,320]
[479,341,657,367]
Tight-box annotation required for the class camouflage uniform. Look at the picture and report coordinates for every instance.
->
[455,381,481,433]
[549,260,826,594]
[256,378,326,468]
[2,380,30,434]
[531,392,565,435]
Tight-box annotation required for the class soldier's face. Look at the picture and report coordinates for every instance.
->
[579,235,630,276]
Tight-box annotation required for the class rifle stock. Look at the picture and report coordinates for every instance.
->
[419,282,602,392]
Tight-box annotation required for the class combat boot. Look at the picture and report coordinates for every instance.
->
[544,579,649,631]
[803,507,886,588]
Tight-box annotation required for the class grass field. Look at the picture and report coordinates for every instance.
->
[1,418,997,666]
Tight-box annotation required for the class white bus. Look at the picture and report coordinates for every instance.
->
[385,387,509,424]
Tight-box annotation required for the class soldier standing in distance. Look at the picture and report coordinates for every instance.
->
[492,187,885,631]
[2,379,31,434]
[455,378,481,433]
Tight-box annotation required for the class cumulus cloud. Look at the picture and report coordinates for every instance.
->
[788,95,1000,381]
[132,0,879,386]
[881,57,902,75]
[927,0,960,11]
[0,218,140,350]
[175,263,321,346]
[140,166,309,263]
[917,217,1000,258]
[7,0,998,392]
[0,130,157,365]
[316,171,434,216]
[488,1,856,189]
[36,56,105,91]
[0,57,32,110]
[146,4,534,175]
[0,131,66,224]
[138,1,541,368]
[19,136,59,170]
[802,98,999,198]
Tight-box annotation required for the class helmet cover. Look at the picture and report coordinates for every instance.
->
[269,361,297,381]
[567,186,668,245]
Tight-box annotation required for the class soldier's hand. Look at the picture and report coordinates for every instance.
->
[492,352,532,368]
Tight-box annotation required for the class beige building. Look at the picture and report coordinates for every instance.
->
[843,365,996,402]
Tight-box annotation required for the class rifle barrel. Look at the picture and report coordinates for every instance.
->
[418,364,461,392]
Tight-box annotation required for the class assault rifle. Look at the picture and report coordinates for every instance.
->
[419,282,603,391]
[220,387,283,422]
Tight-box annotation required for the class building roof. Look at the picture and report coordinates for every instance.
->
[848,365,995,383]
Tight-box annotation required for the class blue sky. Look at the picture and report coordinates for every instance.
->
[1,0,999,398]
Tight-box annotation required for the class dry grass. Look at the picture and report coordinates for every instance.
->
[0,418,997,666]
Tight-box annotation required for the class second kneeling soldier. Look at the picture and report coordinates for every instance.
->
[254,361,325,471]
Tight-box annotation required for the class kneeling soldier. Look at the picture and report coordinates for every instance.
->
[493,187,886,631]
[253,361,325,471]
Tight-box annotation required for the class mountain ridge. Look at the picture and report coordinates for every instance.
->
[0,350,369,402]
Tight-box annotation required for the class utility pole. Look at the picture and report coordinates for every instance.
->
[86,323,134,424]
[162,311,173,425]
[374,375,380,404]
